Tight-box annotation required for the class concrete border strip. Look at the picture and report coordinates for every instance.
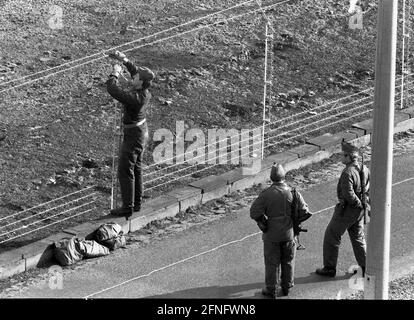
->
[0,112,413,280]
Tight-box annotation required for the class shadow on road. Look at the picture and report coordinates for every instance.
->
[145,282,265,299]
[145,273,353,299]
[295,272,351,285]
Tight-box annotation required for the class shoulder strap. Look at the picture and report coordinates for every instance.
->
[290,187,298,218]
[357,155,365,185]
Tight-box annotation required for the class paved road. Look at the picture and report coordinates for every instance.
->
[5,151,414,299]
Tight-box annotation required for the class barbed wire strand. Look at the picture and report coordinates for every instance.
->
[142,80,411,182]
[144,83,412,187]
[264,105,375,146]
[143,93,411,193]
[142,74,412,171]
[0,200,96,239]
[263,96,409,150]
[0,193,97,231]
[0,0,256,88]
[143,90,412,189]
[110,100,121,210]
[0,185,96,222]
[143,101,372,187]
[143,105,365,192]
[142,91,375,174]
[0,208,94,245]
[263,91,410,147]
[0,0,291,95]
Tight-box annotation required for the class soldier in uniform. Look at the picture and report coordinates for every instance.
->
[107,51,154,217]
[250,163,313,298]
[316,141,370,277]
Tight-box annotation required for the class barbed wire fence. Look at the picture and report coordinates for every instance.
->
[0,0,292,246]
[400,0,413,109]
[1,1,413,246]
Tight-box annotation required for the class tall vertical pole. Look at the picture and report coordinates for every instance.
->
[400,0,406,110]
[261,23,269,159]
[110,100,118,210]
[408,2,412,92]
[364,0,398,300]
[110,100,123,211]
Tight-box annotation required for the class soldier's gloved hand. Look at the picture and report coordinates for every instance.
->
[110,64,123,77]
[109,50,127,62]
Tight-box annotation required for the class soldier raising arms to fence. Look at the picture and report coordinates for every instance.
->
[106,51,154,217]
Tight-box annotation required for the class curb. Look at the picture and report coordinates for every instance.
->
[1,107,414,280]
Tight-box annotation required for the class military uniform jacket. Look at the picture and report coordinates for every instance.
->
[337,161,370,218]
[250,181,311,242]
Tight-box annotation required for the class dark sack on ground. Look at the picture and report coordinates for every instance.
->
[95,222,126,251]
[77,240,110,258]
[53,237,84,266]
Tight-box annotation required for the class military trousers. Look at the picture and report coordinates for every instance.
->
[322,205,366,269]
[263,240,296,292]
[118,123,148,209]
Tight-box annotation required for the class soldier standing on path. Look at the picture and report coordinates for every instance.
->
[250,163,313,298]
[316,141,371,278]
[106,51,154,217]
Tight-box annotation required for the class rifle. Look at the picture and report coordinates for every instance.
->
[255,215,268,233]
[359,153,368,225]
[291,187,308,250]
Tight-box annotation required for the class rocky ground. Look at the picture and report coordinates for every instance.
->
[347,274,414,300]
[0,129,413,299]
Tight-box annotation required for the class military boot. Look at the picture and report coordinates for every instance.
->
[316,266,336,277]
[114,178,134,217]
[110,207,133,217]
[354,266,366,277]
[261,287,276,298]
[281,287,290,296]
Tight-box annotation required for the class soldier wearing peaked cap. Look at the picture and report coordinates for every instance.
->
[106,51,155,217]
[250,163,313,298]
[316,140,371,278]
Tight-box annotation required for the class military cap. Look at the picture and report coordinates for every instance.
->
[136,66,155,82]
[270,163,285,182]
[341,140,359,155]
